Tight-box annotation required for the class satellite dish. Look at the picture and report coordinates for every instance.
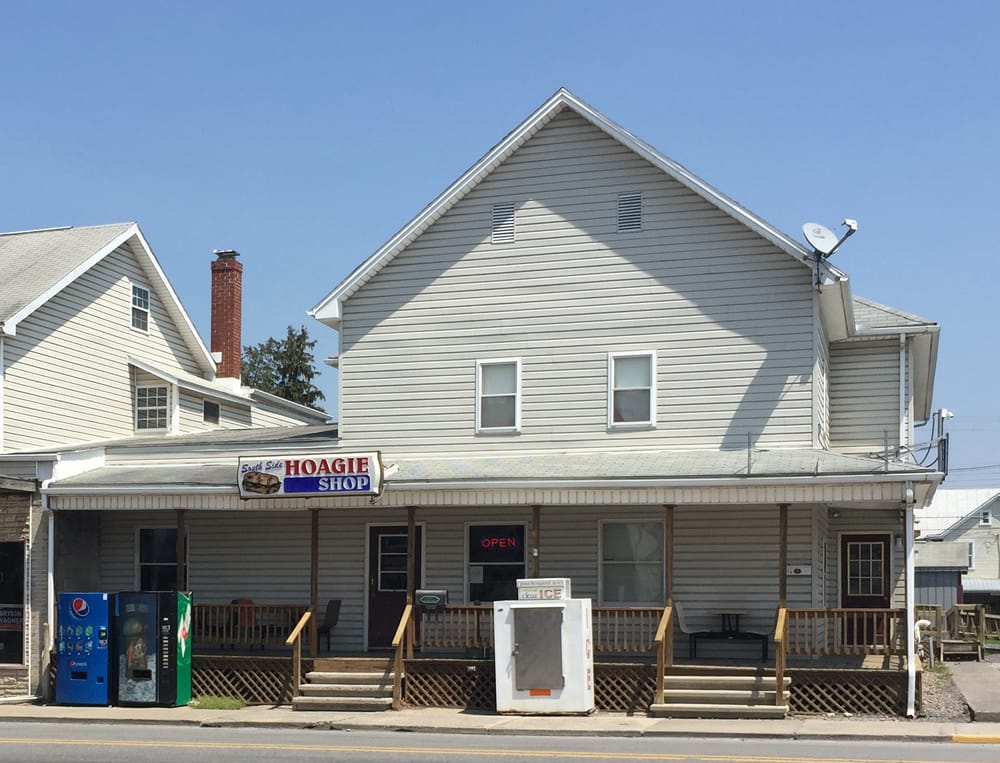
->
[802,223,839,256]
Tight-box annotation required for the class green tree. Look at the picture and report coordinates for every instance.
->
[242,325,326,409]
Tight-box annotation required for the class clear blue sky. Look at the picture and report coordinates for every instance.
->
[2,2,996,486]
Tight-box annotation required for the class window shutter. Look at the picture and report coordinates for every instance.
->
[492,202,516,244]
[617,192,641,232]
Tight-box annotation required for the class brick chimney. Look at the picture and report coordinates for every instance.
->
[210,250,242,380]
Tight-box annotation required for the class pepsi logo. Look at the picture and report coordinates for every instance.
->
[70,598,90,618]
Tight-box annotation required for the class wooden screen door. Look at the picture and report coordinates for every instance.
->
[840,534,891,646]
[367,525,422,649]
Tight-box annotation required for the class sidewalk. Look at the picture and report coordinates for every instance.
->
[2,702,1000,743]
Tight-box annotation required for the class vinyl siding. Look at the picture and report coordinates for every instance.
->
[250,404,326,428]
[3,245,202,451]
[177,390,253,432]
[338,110,816,453]
[95,503,824,653]
[828,338,900,454]
[826,509,905,609]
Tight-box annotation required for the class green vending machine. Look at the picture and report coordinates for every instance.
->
[116,591,192,706]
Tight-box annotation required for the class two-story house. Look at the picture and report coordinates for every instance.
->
[0,223,328,698]
[43,91,944,717]
[916,488,1000,610]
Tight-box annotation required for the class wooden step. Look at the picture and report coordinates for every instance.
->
[299,683,392,698]
[660,688,779,705]
[292,695,393,712]
[306,671,392,686]
[312,657,394,672]
[662,675,790,690]
[649,702,787,719]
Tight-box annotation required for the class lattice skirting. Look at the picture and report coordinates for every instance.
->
[403,660,654,713]
[192,656,313,705]
[788,669,918,716]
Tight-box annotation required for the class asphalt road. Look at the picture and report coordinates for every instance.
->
[2,722,999,762]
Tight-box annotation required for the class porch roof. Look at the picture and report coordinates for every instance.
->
[45,447,937,496]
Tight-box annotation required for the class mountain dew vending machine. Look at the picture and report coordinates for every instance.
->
[115,591,192,706]
[56,592,112,705]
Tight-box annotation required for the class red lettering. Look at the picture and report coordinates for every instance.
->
[286,460,300,476]
[301,459,316,476]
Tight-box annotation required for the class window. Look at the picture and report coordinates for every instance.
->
[608,352,655,427]
[131,284,150,331]
[476,359,520,432]
[617,192,642,232]
[491,202,515,244]
[980,510,992,526]
[846,541,885,597]
[203,400,220,425]
[468,524,526,603]
[968,541,976,571]
[138,528,187,591]
[377,534,408,592]
[0,541,25,664]
[136,386,169,430]
[600,520,664,604]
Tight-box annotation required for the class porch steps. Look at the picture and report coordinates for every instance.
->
[292,658,395,712]
[649,668,789,719]
[942,639,983,660]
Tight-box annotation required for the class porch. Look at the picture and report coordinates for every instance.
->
[189,601,916,716]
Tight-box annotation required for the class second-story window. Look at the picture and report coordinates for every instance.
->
[609,352,655,427]
[136,385,169,430]
[476,359,520,433]
[131,284,150,331]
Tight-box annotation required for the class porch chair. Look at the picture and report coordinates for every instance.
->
[318,598,341,652]
[230,598,256,648]
[673,601,711,659]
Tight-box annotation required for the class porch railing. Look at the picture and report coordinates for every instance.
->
[193,603,310,650]
[945,603,985,643]
[653,605,673,704]
[774,608,787,706]
[392,604,415,710]
[985,613,1000,642]
[284,609,313,698]
[782,608,904,656]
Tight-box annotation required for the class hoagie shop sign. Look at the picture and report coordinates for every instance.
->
[238,453,383,498]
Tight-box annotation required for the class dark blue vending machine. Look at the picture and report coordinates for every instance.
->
[56,592,111,705]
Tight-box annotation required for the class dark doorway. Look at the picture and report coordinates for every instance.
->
[840,534,891,646]
[367,525,422,649]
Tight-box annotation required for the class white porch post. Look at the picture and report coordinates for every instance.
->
[905,481,916,718]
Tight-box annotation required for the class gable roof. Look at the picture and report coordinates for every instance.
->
[915,488,1000,538]
[0,223,216,376]
[309,88,850,329]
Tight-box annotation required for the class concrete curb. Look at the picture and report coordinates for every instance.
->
[2,704,1000,742]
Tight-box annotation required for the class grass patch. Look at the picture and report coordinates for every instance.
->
[190,695,246,710]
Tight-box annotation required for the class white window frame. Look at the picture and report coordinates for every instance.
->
[465,521,528,603]
[131,283,150,332]
[475,359,521,433]
[968,541,976,571]
[607,351,656,429]
[135,385,169,431]
[980,510,992,526]
[135,527,188,591]
[598,519,665,606]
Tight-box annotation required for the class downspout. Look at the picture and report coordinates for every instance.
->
[898,335,906,457]
[905,481,917,718]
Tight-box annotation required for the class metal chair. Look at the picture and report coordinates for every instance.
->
[318,598,341,652]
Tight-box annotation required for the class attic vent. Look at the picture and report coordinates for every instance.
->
[492,202,516,244]
[617,192,642,232]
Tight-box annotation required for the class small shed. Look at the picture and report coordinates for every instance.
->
[914,541,968,611]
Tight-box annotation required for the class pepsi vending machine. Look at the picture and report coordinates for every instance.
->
[56,592,112,705]
[115,591,192,706]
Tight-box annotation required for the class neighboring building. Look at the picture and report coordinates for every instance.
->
[45,91,945,716]
[0,223,327,698]
[916,488,1000,611]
